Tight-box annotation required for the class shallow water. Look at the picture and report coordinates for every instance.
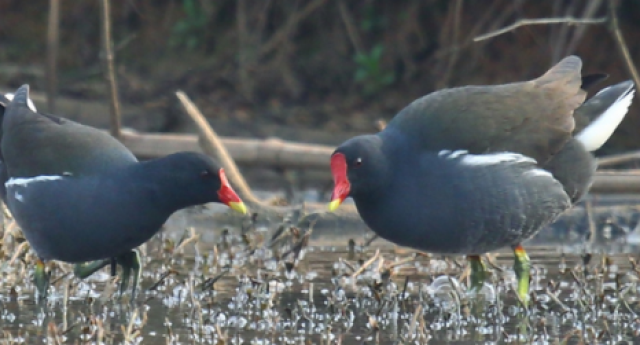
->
[2,194,640,344]
[3,237,640,344]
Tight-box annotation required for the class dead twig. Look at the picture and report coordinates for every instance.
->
[236,0,254,101]
[337,0,363,55]
[473,17,607,42]
[46,0,60,113]
[607,0,640,89]
[350,249,381,279]
[437,0,464,89]
[99,0,122,138]
[258,0,327,59]
[175,91,260,207]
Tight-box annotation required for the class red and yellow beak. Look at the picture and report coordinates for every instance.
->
[328,153,350,211]
[217,168,248,214]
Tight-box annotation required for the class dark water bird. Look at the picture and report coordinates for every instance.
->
[328,56,635,304]
[0,85,247,300]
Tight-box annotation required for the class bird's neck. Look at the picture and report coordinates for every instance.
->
[125,161,199,214]
[378,127,418,156]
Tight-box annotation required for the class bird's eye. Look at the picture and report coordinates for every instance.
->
[200,170,212,178]
[354,157,363,168]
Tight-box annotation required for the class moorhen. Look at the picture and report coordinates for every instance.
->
[0,85,248,300]
[328,56,635,304]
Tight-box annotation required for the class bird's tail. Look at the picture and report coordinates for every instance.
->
[3,84,37,112]
[574,80,635,152]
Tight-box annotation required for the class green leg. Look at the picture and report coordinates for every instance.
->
[34,258,51,299]
[72,251,141,301]
[513,244,531,306]
[467,255,488,292]
[73,258,113,279]
[116,250,141,301]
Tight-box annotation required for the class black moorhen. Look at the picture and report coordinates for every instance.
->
[0,85,248,300]
[328,56,635,304]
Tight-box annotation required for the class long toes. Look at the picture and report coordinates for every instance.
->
[34,259,51,299]
[116,250,142,301]
[467,255,488,292]
[73,259,112,279]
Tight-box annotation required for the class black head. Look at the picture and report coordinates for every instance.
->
[142,152,247,214]
[328,134,390,211]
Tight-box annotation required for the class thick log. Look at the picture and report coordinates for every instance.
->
[118,130,640,195]
[598,150,640,167]
[120,131,334,169]
[589,170,640,194]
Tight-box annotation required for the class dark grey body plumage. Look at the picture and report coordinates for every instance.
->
[0,85,238,268]
[5,152,221,262]
[332,56,635,256]
[341,130,571,255]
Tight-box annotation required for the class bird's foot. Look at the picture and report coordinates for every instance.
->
[34,259,51,300]
[467,255,488,293]
[73,258,112,279]
[513,244,531,306]
[116,250,141,302]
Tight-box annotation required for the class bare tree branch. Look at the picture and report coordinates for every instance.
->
[99,0,122,139]
[46,0,60,113]
[175,91,260,206]
[607,0,640,89]
[258,0,327,59]
[337,0,363,55]
[474,16,607,42]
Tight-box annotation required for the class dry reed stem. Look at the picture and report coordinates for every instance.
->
[474,17,607,42]
[607,0,640,90]
[99,0,122,138]
[45,0,60,113]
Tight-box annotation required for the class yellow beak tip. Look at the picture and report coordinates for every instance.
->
[328,199,342,212]
[228,201,248,215]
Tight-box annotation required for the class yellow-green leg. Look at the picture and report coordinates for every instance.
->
[513,244,530,305]
[73,250,141,301]
[34,258,51,299]
[116,250,141,301]
[467,255,488,292]
[74,258,114,279]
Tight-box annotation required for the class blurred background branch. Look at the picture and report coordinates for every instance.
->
[2,0,639,159]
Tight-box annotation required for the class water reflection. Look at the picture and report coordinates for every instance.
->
[2,193,640,343]
[2,241,640,344]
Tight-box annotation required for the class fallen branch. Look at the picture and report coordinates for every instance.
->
[176,90,261,207]
[119,130,640,195]
[589,171,640,194]
[597,150,640,167]
[173,90,361,224]
[119,131,332,168]
[473,16,607,42]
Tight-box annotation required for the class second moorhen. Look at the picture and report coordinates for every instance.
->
[328,56,635,304]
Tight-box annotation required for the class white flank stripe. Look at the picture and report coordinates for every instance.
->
[523,169,553,178]
[576,88,635,151]
[4,93,38,112]
[439,149,469,158]
[447,150,468,159]
[6,175,63,187]
[459,152,536,166]
[438,150,452,157]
